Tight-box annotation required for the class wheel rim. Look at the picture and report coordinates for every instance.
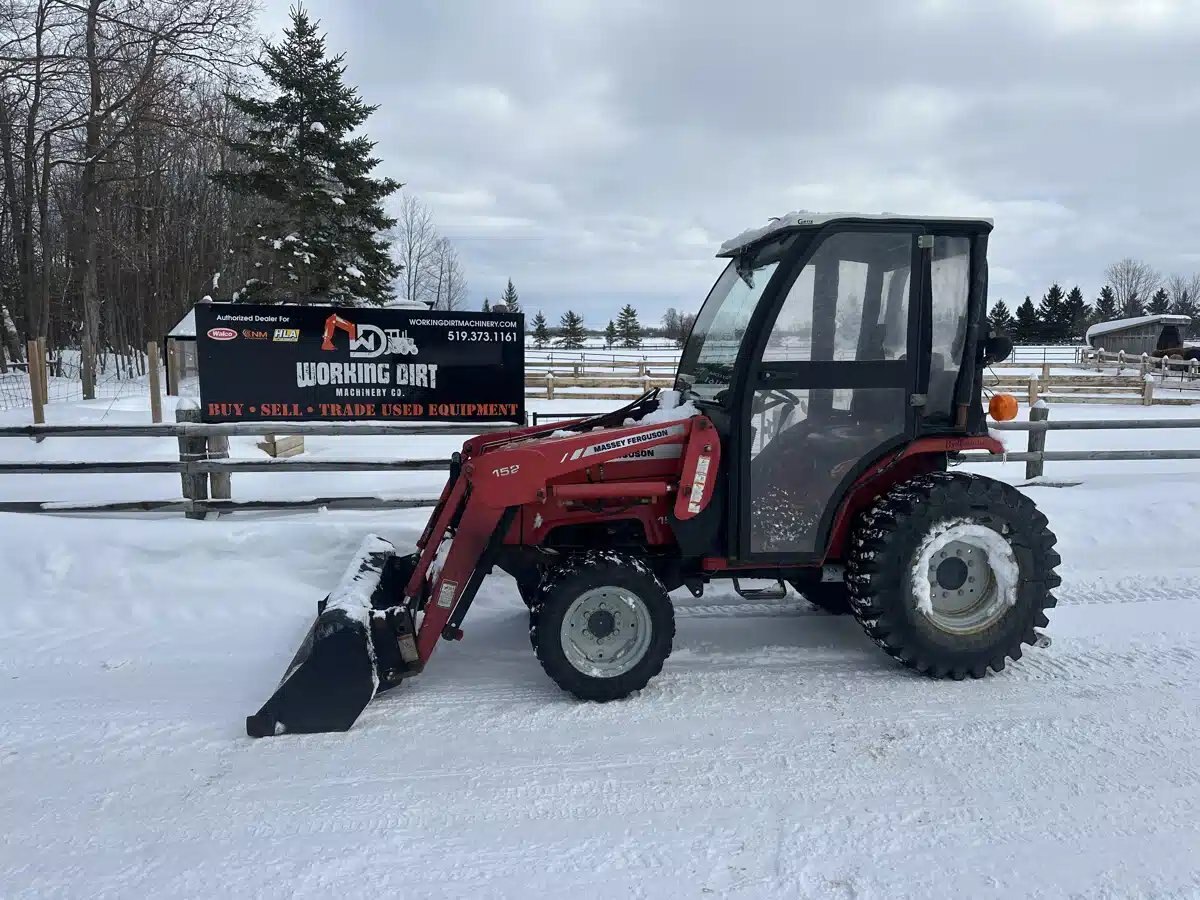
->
[922,533,1015,635]
[560,586,653,678]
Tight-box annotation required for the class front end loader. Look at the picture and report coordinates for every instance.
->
[249,212,1060,737]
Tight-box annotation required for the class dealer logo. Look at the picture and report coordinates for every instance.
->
[207,327,237,341]
[273,328,300,342]
[321,313,418,358]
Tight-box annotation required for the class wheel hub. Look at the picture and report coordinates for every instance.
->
[560,586,653,678]
[922,535,1012,635]
[586,609,616,639]
[935,556,969,591]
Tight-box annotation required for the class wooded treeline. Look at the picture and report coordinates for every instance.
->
[990,258,1200,344]
[1,1,465,398]
[0,0,261,394]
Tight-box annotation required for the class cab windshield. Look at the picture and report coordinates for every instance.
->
[675,233,799,401]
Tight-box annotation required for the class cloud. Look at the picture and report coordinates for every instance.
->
[263,0,1200,322]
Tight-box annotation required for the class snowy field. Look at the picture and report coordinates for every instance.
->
[3,392,1200,898]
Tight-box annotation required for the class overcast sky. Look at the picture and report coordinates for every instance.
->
[262,0,1200,324]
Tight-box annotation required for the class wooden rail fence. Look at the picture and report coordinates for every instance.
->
[0,413,519,517]
[2,411,1197,515]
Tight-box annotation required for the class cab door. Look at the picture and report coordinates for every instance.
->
[734,226,924,562]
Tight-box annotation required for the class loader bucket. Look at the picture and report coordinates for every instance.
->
[246,535,411,738]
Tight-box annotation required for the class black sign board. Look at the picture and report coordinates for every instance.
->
[195,303,524,423]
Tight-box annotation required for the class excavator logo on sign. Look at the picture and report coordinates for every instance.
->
[321,313,418,358]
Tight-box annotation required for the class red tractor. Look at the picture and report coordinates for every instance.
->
[248,212,1060,737]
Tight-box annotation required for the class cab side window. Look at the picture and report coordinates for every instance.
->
[927,237,972,422]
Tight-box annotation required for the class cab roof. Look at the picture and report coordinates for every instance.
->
[718,211,994,258]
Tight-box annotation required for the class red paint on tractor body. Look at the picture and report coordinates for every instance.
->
[400,411,998,669]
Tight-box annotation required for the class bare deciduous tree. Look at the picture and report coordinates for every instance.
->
[1104,258,1160,318]
[429,236,467,310]
[395,192,439,305]
[1165,272,1200,317]
[73,0,255,395]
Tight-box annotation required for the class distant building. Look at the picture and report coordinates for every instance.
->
[1084,314,1192,355]
[165,305,201,394]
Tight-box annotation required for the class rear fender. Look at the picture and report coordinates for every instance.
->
[823,436,1004,562]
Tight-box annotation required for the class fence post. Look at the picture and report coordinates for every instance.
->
[1041,359,1051,380]
[1140,353,1149,377]
[26,339,45,432]
[1095,348,1104,372]
[1027,374,1039,406]
[639,360,647,376]
[1190,359,1199,381]
[1026,403,1049,480]
[166,338,180,396]
[545,371,555,400]
[208,433,231,500]
[36,336,47,405]
[175,399,207,519]
[147,341,162,424]
[1143,375,1155,406]
[641,373,652,394]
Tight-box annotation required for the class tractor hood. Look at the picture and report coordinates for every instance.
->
[539,389,698,441]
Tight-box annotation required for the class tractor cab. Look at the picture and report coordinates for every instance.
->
[675,212,997,559]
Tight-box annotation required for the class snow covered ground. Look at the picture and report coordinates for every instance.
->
[3,394,1200,898]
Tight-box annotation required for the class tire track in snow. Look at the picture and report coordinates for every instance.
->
[5,571,1197,642]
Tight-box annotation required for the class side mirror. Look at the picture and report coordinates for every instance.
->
[983,333,1013,366]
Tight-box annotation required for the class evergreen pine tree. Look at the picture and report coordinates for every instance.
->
[215,6,401,304]
[1062,286,1091,339]
[1015,296,1041,343]
[531,311,550,348]
[482,297,491,312]
[604,320,617,349]
[500,278,520,313]
[616,304,642,348]
[1095,285,1118,322]
[1037,283,1067,341]
[1147,287,1171,315]
[1121,290,1144,318]
[557,310,586,349]
[987,299,1015,334]
[1171,289,1198,319]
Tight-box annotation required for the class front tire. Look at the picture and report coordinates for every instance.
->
[515,568,542,610]
[530,552,674,701]
[846,472,1060,679]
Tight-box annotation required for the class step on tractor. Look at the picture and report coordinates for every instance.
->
[247,212,1060,737]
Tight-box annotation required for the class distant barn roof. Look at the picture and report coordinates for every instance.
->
[1084,314,1191,343]
[168,307,196,339]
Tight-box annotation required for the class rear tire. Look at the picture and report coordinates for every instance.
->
[846,472,1060,679]
[530,552,674,701]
